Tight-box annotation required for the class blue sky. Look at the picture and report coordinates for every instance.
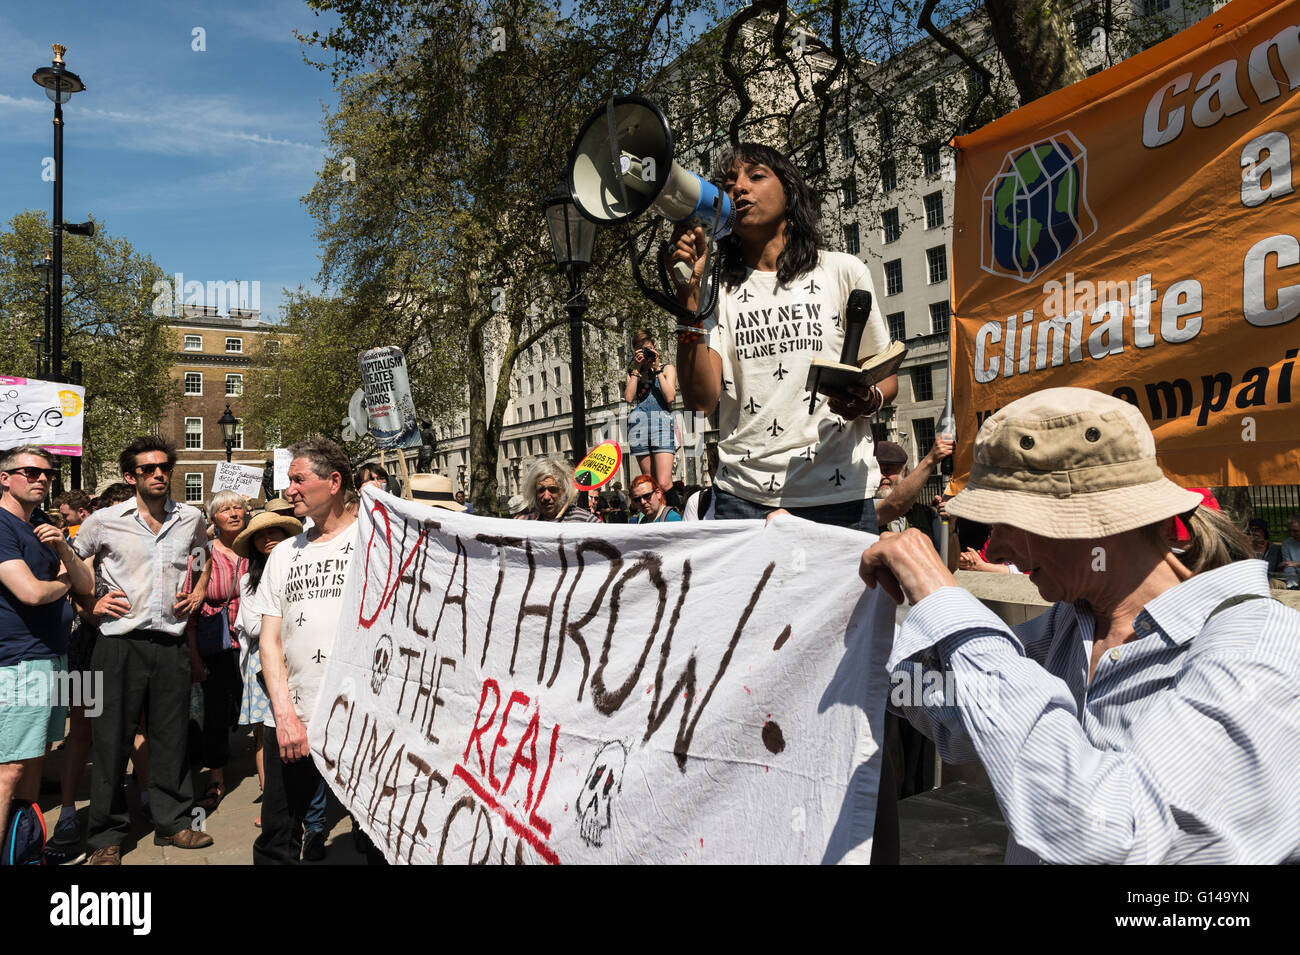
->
[0,0,342,323]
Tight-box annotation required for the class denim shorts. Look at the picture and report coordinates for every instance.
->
[628,407,677,455]
[0,656,69,761]
[712,488,880,534]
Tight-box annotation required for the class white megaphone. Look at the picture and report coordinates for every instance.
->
[566,95,733,284]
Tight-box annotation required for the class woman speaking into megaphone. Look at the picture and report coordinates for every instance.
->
[671,143,898,532]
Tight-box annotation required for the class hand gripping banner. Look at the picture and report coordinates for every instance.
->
[308,490,893,864]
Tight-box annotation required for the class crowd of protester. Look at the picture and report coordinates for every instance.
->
[3,137,1297,869]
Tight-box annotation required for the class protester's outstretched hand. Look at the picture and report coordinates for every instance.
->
[859,528,955,605]
[924,435,955,467]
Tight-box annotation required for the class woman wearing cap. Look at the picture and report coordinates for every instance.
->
[231,509,302,823]
[859,387,1300,864]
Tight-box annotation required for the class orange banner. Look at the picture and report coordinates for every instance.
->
[950,0,1299,487]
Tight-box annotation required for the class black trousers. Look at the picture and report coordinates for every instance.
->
[188,650,242,772]
[87,631,195,848]
[253,725,323,865]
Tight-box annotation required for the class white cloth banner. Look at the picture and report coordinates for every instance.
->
[0,377,86,456]
[308,490,893,864]
[211,461,263,496]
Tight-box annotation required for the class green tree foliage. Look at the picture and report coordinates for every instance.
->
[0,211,172,487]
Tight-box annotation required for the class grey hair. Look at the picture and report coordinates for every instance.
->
[521,455,576,515]
[0,444,54,472]
[207,490,250,523]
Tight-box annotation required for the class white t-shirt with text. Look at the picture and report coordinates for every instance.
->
[703,250,889,507]
[249,525,357,726]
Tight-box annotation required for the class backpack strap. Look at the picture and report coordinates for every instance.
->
[1206,593,1274,621]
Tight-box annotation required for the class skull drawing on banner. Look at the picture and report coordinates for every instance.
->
[370,634,394,696]
[576,741,628,848]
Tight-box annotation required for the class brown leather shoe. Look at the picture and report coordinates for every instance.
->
[154,828,214,849]
[86,845,122,865]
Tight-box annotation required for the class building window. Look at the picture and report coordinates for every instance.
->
[913,417,937,458]
[528,375,534,394]
[529,405,535,421]
[878,110,893,143]
[844,224,860,255]
[841,178,858,208]
[185,418,203,450]
[184,335,202,351]
[184,372,202,395]
[918,89,938,123]
[540,370,548,389]
[1074,6,1099,47]
[913,366,934,402]
[881,159,896,194]
[555,365,563,385]
[1143,0,1170,11]
[839,130,855,160]
[225,374,243,397]
[232,423,244,451]
[924,192,944,229]
[929,301,951,335]
[556,396,563,415]
[922,143,941,177]
[185,473,203,503]
[882,208,900,244]
[926,246,948,284]
[884,260,903,297]
[225,337,243,353]
[542,399,549,418]
[266,340,280,354]
[886,311,906,342]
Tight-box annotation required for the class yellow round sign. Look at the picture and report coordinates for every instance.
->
[57,390,82,417]
[572,440,622,491]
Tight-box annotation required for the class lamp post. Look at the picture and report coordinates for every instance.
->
[219,404,239,463]
[32,45,91,389]
[31,251,52,377]
[543,184,597,462]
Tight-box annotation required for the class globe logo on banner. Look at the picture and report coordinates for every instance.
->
[981,131,1097,283]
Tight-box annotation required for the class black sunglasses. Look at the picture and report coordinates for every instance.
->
[134,463,174,475]
[631,492,655,503]
[4,466,58,482]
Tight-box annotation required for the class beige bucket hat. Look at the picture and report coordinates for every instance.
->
[407,473,465,511]
[946,387,1204,539]
[232,511,304,558]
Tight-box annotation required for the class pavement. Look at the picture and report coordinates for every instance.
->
[38,724,370,866]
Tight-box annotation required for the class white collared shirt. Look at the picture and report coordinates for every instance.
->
[73,497,209,637]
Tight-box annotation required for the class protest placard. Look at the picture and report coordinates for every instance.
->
[273,448,292,490]
[358,347,421,450]
[0,377,86,456]
[308,491,892,864]
[211,461,263,497]
[949,0,1299,486]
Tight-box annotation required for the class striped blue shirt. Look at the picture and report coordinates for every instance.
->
[888,560,1300,864]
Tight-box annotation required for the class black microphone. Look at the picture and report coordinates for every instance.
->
[841,289,872,365]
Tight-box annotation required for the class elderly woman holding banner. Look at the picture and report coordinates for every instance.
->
[859,387,1300,864]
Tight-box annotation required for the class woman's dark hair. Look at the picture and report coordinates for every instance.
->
[712,142,822,290]
[1247,517,1269,536]
[355,461,389,489]
[246,532,275,596]
[93,483,135,509]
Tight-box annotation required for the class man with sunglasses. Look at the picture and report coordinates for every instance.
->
[71,436,214,864]
[0,445,94,848]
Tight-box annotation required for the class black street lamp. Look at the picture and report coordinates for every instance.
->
[218,404,240,463]
[543,183,597,462]
[32,45,90,389]
[31,250,52,378]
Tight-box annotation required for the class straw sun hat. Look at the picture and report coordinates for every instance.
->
[407,473,465,511]
[232,511,304,558]
[945,387,1204,540]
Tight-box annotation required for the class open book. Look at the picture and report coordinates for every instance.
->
[805,340,908,413]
